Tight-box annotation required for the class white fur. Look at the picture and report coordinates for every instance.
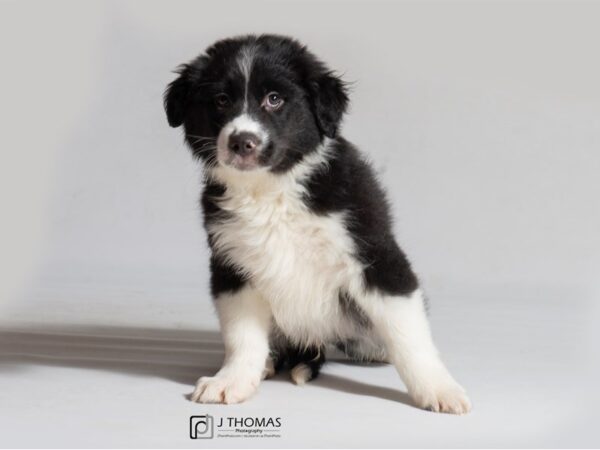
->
[208,140,365,346]
[262,356,276,380]
[290,363,312,385]
[201,141,471,413]
[237,44,256,111]
[191,285,271,404]
[355,289,471,414]
[216,113,269,168]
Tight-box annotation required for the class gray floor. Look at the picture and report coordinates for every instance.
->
[1,281,598,448]
[2,1,600,447]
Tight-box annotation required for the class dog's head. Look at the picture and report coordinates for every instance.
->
[164,35,348,173]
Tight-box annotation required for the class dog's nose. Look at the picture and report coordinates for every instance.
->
[228,132,261,156]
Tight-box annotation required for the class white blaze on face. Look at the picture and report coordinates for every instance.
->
[216,114,269,167]
[216,44,268,169]
[237,44,256,112]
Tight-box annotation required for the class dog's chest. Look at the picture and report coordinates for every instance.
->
[209,186,363,342]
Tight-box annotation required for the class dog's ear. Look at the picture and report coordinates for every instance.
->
[164,58,207,128]
[164,67,190,128]
[308,71,349,139]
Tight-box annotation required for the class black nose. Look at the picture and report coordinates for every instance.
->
[228,132,261,156]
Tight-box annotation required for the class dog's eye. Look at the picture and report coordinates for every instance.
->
[214,93,231,109]
[263,92,284,111]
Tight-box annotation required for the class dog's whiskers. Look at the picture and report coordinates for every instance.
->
[187,134,216,140]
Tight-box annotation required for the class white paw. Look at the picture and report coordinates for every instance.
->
[411,379,472,414]
[262,357,276,380]
[290,363,312,385]
[190,375,259,404]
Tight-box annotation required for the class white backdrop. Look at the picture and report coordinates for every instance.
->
[1,1,599,447]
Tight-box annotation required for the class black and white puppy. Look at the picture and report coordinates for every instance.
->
[165,35,471,414]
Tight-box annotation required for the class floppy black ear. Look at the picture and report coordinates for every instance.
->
[164,65,191,127]
[309,71,349,138]
[163,58,207,128]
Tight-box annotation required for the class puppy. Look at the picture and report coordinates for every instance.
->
[164,34,471,414]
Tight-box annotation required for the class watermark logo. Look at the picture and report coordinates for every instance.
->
[189,414,282,439]
[190,415,214,439]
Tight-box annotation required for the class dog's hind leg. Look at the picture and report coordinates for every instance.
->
[287,345,326,385]
[269,334,326,385]
[354,288,471,414]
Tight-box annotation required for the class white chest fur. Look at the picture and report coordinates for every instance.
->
[207,157,365,345]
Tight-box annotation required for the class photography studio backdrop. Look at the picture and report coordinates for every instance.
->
[1,0,599,447]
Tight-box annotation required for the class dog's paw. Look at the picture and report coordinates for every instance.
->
[190,375,259,404]
[411,379,472,414]
[290,363,312,385]
[261,357,276,380]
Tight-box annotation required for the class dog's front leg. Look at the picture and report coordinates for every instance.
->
[357,289,471,414]
[191,285,272,404]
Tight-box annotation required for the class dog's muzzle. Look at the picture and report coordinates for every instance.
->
[228,131,262,156]
[217,115,268,171]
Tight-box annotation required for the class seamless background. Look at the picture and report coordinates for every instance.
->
[1,0,599,448]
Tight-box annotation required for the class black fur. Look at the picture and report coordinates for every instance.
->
[165,34,419,368]
[302,138,419,296]
[209,255,246,298]
[201,181,247,297]
[271,341,326,382]
[164,35,347,172]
